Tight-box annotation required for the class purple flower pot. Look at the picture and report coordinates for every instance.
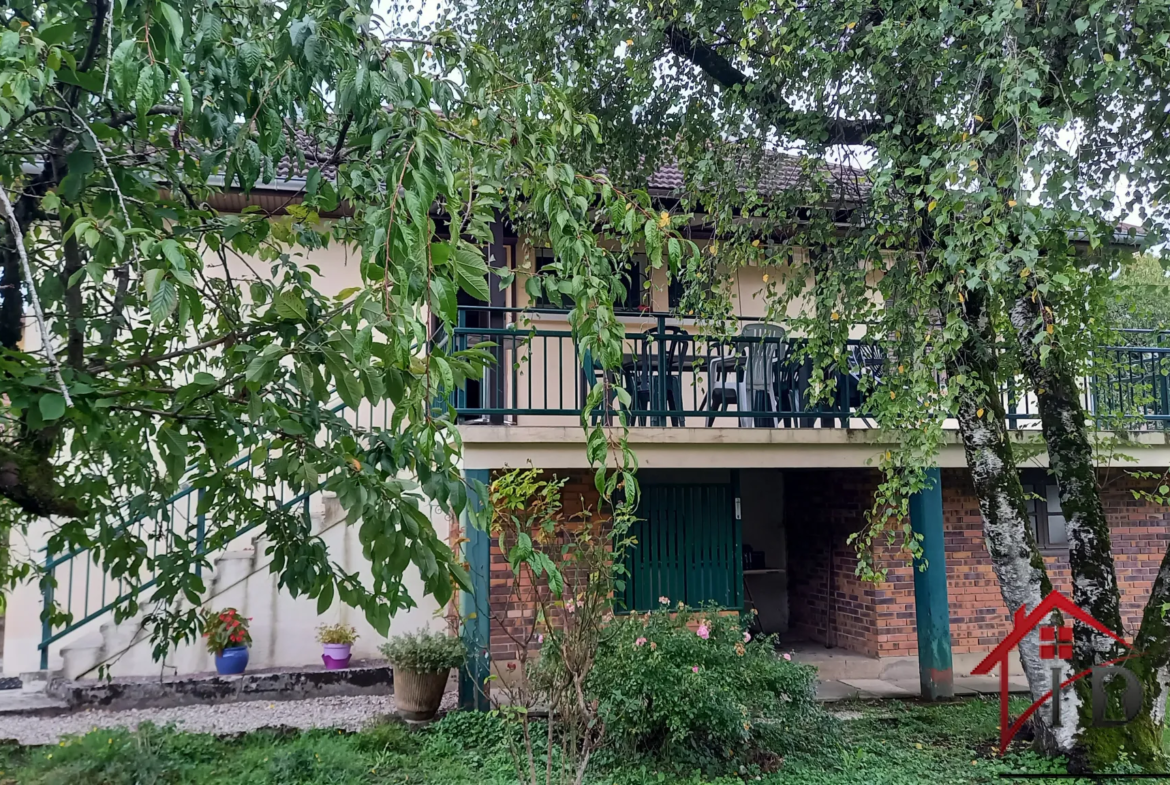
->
[215,645,249,675]
[322,643,352,670]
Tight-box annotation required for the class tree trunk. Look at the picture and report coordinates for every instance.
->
[952,288,1079,752]
[1010,289,1165,768]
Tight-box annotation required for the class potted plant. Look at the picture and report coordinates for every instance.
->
[202,608,252,675]
[317,623,358,670]
[380,630,466,721]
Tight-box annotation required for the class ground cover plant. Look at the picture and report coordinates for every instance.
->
[0,698,1163,784]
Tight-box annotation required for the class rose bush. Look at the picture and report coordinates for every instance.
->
[584,603,836,771]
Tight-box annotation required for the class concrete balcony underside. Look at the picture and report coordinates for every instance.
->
[459,424,1170,470]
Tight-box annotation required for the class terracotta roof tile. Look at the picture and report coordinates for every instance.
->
[264,131,870,204]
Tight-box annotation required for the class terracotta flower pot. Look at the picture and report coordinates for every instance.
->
[394,667,449,721]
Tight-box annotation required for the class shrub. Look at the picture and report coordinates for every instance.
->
[316,623,358,645]
[380,630,466,673]
[201,608,251,655]
[586,603,836,771]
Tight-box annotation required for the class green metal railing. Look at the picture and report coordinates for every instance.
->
[36,399,398,671]
[451,306,1170,429]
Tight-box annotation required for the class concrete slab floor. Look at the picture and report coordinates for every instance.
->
[816,675,1033,702]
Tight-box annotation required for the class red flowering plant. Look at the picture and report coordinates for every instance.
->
[201,608,253,655]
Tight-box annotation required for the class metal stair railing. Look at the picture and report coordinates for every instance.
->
[36,398,389,670]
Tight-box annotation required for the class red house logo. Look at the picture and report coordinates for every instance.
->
[971,590,1140,754]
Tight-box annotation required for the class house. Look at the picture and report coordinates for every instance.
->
[445,156,1170,703]
[6,152,1170,700]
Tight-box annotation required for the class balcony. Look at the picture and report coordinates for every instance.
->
[449,306,1170,431]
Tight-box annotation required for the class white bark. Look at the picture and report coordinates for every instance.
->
[0,186,73,407]
[963,411,1079,750]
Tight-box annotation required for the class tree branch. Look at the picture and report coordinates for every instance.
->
[662,23,884,146]
[0,444,83,518]
[0,186,73,407]
[106,105,184,128]
[97,325,269,373]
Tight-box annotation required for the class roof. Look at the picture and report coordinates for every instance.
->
[644,154,873,204]
[274,128,342,182]
[257,130,873,205]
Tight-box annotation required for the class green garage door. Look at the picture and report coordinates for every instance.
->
[624,483,742,612]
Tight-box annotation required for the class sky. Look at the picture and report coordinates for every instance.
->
[381,0,1152,239]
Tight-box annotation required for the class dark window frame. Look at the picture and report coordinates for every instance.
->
[1021,470,1070,553]
[532,248,650,312]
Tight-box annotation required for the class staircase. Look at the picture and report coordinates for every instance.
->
[55,494,342,680]
[30,398,448,679]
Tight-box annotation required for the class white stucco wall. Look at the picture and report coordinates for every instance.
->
[3,238,453,677]
[4,493,450,677]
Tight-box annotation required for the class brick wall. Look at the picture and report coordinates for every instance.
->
[480,466,1170,665]
[783,467,1170,660]
[785,469,885,657]
[487,471,606,662]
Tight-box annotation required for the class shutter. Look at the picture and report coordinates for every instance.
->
[625,483,740,611]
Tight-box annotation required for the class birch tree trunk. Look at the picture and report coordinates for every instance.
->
[953,288,1080,752]
[1010,290,1166,768]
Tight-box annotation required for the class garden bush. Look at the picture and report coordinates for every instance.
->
[585,603,838,771]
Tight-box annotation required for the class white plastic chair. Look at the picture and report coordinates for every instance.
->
[706,323,787,427]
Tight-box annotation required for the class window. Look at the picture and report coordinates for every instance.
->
[531,249,646,311]
[1022,472,1069,551]
[668,274,685,310]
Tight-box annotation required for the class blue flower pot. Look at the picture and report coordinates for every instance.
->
[215,645,249,675]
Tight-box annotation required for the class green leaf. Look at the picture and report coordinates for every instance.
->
[39,394,67,422]
[150,278,178,323]
[274,290,308,321]
[429,276,458,324]
[325,352,363,410]
[316,581,334,615]
[39,23,74,46]
[371,127,393,154]
[143,268,165,299]
[158,3,185,46]
[56,67,104,95]
[177,71,194,117]
[111,40,139,99]
[453,246,491,302]
[135,64,165,126]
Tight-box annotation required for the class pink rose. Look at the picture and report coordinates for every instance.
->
[537,634,544,644]
[696,624,710,640]
[783,652,792,661]
[743,631,752,643]
[635,637,647,647]
[658,596,670,605]
[692,666,699,673]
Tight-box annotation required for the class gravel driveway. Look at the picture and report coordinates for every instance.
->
[0,692,458,746]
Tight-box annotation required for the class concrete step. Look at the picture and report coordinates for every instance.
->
[46,662,394,711]
[0,690,69,716]
[59,631,106,681]
[19,669,62,694]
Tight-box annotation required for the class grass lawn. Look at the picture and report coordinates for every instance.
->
[0,698,1157,785]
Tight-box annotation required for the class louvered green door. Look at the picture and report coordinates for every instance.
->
[624,483,742,611]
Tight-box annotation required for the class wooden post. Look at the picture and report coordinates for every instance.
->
[909,468,954,700]
[459,468,492,710]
